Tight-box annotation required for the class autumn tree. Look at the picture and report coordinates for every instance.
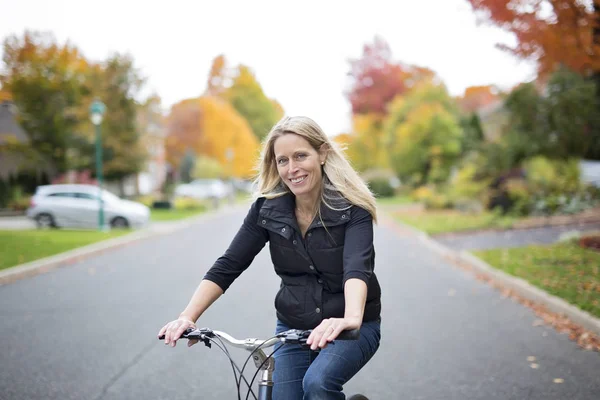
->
[165,96,259,178]
[0,31,88,174]
[345,36,409,116]
[466,0,600,78]
[224,65,283,141]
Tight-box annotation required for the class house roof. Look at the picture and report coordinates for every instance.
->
[0,100,29,144]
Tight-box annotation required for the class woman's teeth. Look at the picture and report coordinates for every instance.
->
[291,176,306,184]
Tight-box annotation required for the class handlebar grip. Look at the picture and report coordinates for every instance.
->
[336,329,360,340]
[158,328,196,341]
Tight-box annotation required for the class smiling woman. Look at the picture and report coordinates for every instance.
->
[159,116,381,400]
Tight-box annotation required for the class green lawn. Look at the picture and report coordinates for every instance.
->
[150,208,206,221]
[474,243,600,318]
[0,230,129,271]
[393,210,517,235]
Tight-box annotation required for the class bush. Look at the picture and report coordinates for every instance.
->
[579,234,600,252]
[411,186,452,210]
[173,197,207,211]
[368,178,395,198]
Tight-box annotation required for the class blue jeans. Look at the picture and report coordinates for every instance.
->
[272,318,381,400]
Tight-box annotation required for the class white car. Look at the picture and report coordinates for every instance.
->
[26,184,150,230]
[174,179,233,200]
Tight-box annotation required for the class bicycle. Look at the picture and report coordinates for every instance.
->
[158,327,369,400]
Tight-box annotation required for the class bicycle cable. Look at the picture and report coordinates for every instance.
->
[206,336,258,400]
[244,344,284,400]
[237,334,280,399]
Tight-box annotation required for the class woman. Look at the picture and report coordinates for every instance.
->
[159,116,382,399]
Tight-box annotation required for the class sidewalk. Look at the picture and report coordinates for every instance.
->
[0,204,247,286]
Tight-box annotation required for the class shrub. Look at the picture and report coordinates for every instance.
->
[173,197,207,211]
[579,234,600,252]
[368,178,395,198]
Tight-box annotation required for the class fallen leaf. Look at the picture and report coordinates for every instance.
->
[448,289,456,296]
[530,363,539,369]
[554,378,564,384]
[527,356,536,362]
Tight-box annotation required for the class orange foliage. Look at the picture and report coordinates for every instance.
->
[467,0,600,77]
[457,85,500,113]
[165,96,260,178]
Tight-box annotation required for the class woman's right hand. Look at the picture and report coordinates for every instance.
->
[158,316,198,348]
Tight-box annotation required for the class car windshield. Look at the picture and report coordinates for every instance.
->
[101,190,121,204]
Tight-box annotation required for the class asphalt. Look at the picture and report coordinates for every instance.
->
[0,208,599,399]
[434,223,600,251]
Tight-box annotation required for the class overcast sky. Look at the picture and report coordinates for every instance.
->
[1,0,536,135]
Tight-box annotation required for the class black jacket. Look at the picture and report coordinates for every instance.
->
[204,193,382,330]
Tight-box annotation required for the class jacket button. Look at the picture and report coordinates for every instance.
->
[281,227,286,232]
[317,279,323,284]
[309,265,315,270]
[315,308,321,313]
[262,220,266,224]
[293,240,297,245]
[317,221,321,225]
[341,214,346,219]
[307,232,312,237]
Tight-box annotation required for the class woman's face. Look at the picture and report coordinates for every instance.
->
[273,133,326,199]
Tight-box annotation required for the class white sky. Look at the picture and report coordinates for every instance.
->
[1,0,537,135]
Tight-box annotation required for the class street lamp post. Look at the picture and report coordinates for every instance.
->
[90,99,107,231]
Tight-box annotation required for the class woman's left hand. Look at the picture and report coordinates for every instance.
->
[306,317,361,350]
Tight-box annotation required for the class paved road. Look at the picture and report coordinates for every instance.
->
[434,223,600,251]
[1,207,599,400]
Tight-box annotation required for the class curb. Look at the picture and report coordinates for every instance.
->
[379,209,600,337]
[0,204,248,286]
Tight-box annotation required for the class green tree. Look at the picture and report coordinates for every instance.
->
[83,53,147,186]
[192,155,224,179]
[0,31,88,174]
[385,83,463,185]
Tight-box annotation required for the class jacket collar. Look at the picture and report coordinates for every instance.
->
[259,190,352,228]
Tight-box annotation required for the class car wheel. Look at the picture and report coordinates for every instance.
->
[110,217,129,229]
[35,213,55,229]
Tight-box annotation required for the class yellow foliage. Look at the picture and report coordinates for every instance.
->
[166,96,260,178]
[198,96,260,178]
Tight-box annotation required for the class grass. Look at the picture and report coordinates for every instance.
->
[392,209,517,235]
[474,242,600,318]
[150,208,206,221]
[376,195,415,206]
[0,229,129,271]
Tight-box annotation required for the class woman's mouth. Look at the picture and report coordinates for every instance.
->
[290,175,307,185]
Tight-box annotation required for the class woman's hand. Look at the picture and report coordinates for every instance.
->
[158,316,198,348]
[306,317,361,350]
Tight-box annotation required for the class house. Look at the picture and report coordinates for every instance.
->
[0,99,54,181]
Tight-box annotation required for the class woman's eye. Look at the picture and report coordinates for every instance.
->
[296,154,307,160]
[277,158,287,165]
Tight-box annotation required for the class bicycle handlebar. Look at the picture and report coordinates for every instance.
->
[158,327,360,351]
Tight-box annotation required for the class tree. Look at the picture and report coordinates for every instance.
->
[0,31,88,174]
[385,83,463,185]
[224,65,283,141]
[542,66,600,159]
[466,0,600,77]
[457,85,501,113]
[83,53,147,185]
[165,96,259,178]
[193,155,225,179]
[345,36,409,115]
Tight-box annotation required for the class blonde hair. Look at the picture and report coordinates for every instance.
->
[253,116,377,222]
